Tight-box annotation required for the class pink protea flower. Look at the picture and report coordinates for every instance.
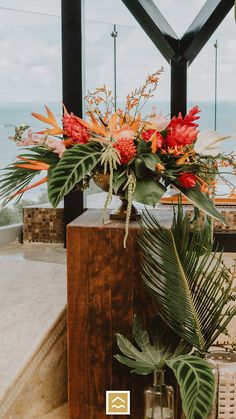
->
[63,112,90,145]
[113,138,137,165]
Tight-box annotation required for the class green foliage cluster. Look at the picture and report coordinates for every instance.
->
[115,206,236,419]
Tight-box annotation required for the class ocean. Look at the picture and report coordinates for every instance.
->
[0,101,235,202]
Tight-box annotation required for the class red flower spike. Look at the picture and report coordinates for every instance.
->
[168,106,200,129]
[63,112,90,145]
[166,107,200,149]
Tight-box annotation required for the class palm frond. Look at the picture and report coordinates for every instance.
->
[138,206,236,351]
[0,148,59,206]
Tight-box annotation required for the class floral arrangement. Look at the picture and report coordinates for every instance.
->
[1,69,235,245]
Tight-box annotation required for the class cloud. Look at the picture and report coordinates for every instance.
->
[0,0,234,103]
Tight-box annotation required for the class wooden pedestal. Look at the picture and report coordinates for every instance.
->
[67,210,157,418]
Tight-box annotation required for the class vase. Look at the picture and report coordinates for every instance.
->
[206,350,236,419]
[144,371,175,419]
[93,172,140,220]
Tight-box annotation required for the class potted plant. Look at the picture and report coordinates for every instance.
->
[114,205,236,418]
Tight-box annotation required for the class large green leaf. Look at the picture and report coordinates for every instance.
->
[166,356,215,419]
[112,171,127,194]
[142,154,161,171]
[115,318,215,419]
[133,179,166,206]
[173,183,227,225]
[114,316,189,375]
[48,142,102,207]
[138,206,236,351]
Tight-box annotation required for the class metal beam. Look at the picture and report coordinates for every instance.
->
[61,0,85,243]
[180,0,234,64]
[171,60,188,117]
[121,0,179,63]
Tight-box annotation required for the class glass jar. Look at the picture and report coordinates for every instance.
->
[207,351,236,419]
[205,354,218,419]
[144,370,175,419]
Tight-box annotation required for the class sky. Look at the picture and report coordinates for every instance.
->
[0,1,235,102]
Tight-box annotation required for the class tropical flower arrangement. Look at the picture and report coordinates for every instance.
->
[1,69,235,245]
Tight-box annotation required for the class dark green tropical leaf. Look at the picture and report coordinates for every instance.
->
[115,318,214,419]
[166,355,215,419]
[142,153,161,171]
[48,142,102,207]
[137,139,151,154]
[138,206,236,351]
[173,183,227,225]
[112,171,127,194]
[133,179,166,206]
[135,157,146,179]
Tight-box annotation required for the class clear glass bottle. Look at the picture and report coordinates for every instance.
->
[205,354,218,419]
[144,370,175,419]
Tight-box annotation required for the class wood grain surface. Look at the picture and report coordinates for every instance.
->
[67,210,156,418]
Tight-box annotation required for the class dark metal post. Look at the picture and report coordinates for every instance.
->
[61,0,85,244]
[171,60,188,117]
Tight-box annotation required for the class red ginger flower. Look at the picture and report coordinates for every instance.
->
[169,106,200,129]
[178,172,197,189]
[166,106,200,149]
[166,125,198,148]
[63,112,90,145]
[113,137,137,165]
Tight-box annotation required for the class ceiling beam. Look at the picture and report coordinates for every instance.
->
[121,0,179,63]
[180,0,234,64]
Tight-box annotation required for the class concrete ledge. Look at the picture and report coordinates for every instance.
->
[0,224,22,246]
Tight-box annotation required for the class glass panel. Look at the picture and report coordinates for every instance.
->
[84,19,170,208]
[188,9,236,197]
[85,0,137,27]
[153,0,206,37]
[0,3,61,226]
